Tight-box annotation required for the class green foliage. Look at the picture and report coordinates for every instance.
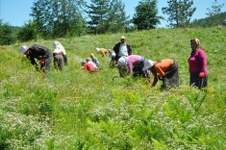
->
[86,0,111,34]
[31,0,86,38]
[133,0,160,30]
[87,0,128,34]
[162,0,196,27]
[0,21,16,45]
[0,27,226,149]
[206,0,224,17]
[17,21,37,42]
[190,12,226,27]
[107,0,129,33]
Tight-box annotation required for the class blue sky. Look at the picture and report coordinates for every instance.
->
[0,0,226,27]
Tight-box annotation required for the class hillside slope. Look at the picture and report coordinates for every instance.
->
[190,12,226,27]
[0,27,226,149]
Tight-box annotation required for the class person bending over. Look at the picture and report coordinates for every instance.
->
[150,59,179,90]
[20,44,52,73]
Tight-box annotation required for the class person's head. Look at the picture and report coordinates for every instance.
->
[190,38,200,50]
[117,57,128,77]
[53,41,60,48]
[81,61,86,66]
[143,59,156,74]
[96,48,100,52]
[20,45,29,54]
[120,36,126,43]
[86,58,91,62]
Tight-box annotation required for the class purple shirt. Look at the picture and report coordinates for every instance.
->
[127,55,144,73]
[188,48,208,76]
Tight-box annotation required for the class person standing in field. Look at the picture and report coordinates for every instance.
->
[188,38,208,89]
[52,41,67,71]
[53,41,68,65]
[113,36,132,63]
[147,59,179,90]
[20,44,52,73]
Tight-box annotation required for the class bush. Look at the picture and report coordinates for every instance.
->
[0,21,16,45]
[17,21,37,42]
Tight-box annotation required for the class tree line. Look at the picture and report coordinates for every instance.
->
[0,0,225,45]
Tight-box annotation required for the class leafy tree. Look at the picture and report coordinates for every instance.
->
[206,0,224,17]
[86,0,128,33]
[162,0,196,27]
[107,0,129,32]
[17,21,37,42]
[31,0,86,38]
[86,0,111,34]
[0,20,16,45]
[133,0,160,30]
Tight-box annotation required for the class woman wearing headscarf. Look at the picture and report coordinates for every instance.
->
[53,41,68,66]
[117,55,155,78]
[188,38,208,89]
[149,59,179,90]
[81,58,99,73]
[20,44,52,73]
[117,55,144,77]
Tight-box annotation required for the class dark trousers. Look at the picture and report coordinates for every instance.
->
[162,63,179,90]
[40,56,51,72]
[63,55,68,65]
[190,73,208,89]
[54,54,64,71]
[133,60,145,77]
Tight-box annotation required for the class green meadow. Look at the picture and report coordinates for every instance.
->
[0,27,226,149]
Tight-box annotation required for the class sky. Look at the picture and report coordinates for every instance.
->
[0,0,226,27]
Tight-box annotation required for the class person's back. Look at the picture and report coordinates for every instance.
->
[20,44,51,72]
[154,59,174,77]
[127,55,144,73]
[96,48,109,57]
[83,61,98,72]
[28,44,51,60]
[151,58,179,89]
[53,41,68,65]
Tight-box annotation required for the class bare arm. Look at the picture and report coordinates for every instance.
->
[151,68,158,87]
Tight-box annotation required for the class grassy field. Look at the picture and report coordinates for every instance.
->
[0,27,226,149]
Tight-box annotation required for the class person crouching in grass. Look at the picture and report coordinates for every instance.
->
[20,44,52,73]
[188,38,208,89]
[81,58,99,73]
[117,55,155,79]
[117,55,144,77]
[148,59,179,90]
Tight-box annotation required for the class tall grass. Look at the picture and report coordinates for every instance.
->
[0,27,226,149]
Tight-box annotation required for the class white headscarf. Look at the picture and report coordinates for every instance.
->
[20,45,28,54]
[143,59,155,72]
[53,41,66,55]
[118,56,128,69]
[96,48,100,52]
